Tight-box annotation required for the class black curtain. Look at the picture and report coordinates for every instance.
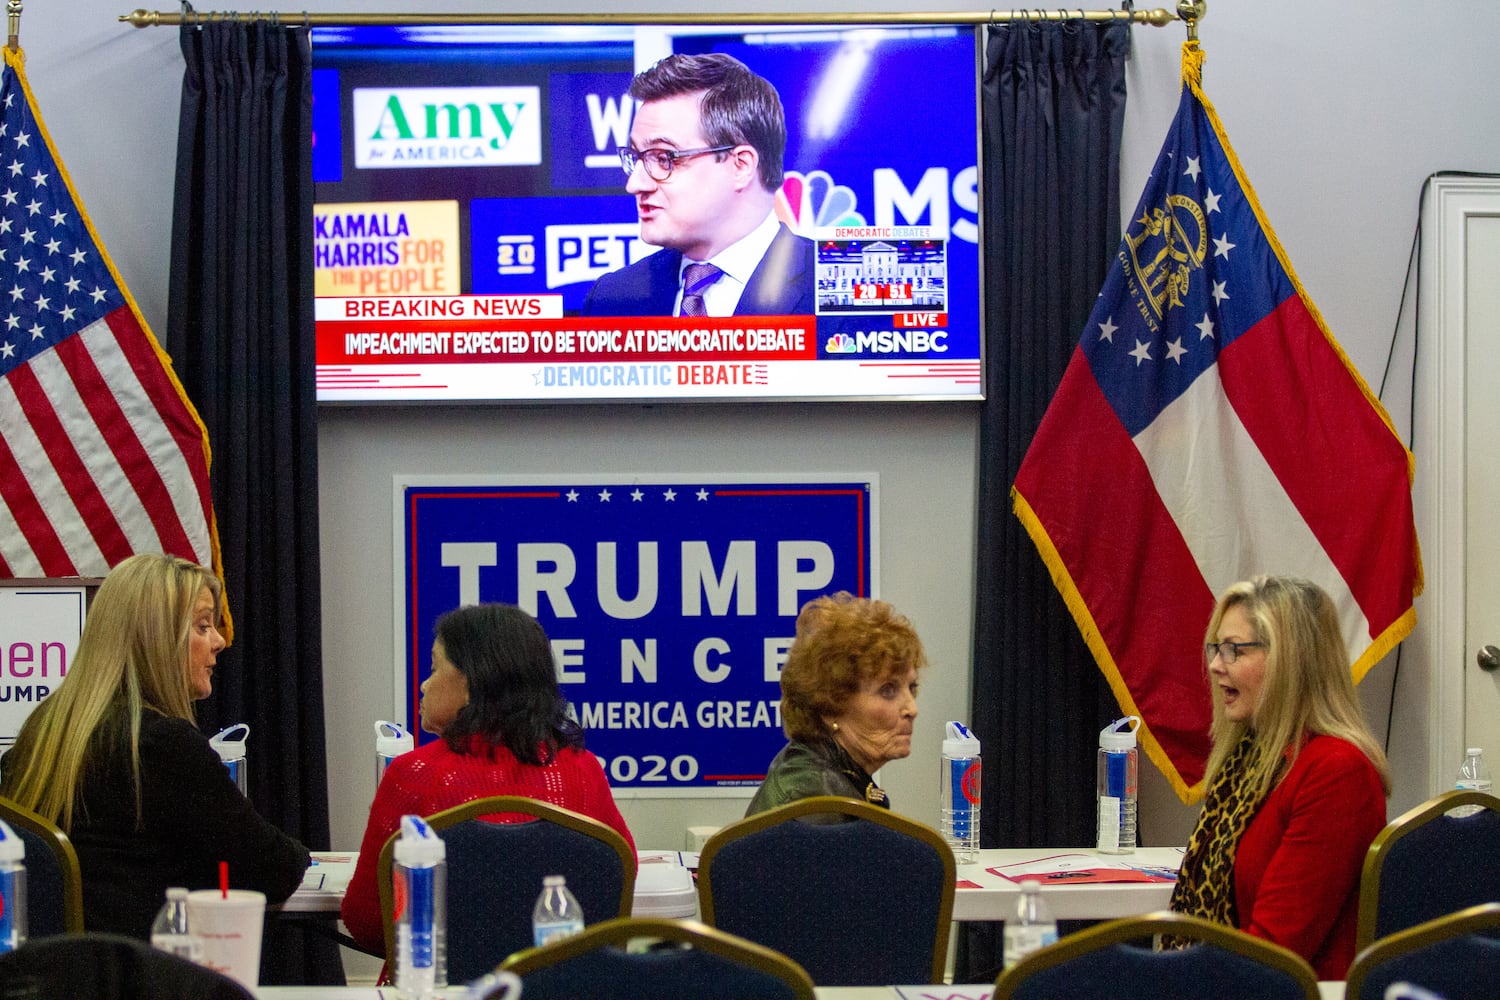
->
[962,19,1131,980]
[166,19,335,985]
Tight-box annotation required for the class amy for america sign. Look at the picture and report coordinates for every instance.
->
[396,475,876,795]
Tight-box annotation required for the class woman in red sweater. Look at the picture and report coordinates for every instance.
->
[341,603,635,952]
[1170,575,1390,979]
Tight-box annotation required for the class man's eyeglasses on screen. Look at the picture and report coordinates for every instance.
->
[618,145,736,181]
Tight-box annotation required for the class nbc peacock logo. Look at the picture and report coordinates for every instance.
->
[776,169,865,236]
[825,333,858,354]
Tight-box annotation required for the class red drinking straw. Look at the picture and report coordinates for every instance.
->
[220,861,229,899]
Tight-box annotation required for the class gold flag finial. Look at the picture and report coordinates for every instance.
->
[6,0,21,52]
[1176,0,1206,42]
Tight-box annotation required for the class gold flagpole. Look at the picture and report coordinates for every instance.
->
[120,7,1182,29]
[8,0,21,52]
[1176,0,1207,42]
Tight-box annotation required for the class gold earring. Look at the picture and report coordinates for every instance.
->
[831,722,840,732]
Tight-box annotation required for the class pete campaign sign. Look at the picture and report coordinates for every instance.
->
[396,475,876,794]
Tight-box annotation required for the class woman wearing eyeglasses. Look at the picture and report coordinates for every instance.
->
[1169,575,1390,979]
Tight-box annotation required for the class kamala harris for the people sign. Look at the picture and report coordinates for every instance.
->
[394,475,876,795]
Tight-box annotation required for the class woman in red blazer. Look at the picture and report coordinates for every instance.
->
[1171,575,1390,979]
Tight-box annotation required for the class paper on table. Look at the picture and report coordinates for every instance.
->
[896,987,992,1000]
[990,852,1176,884]
[300,852,356,894]
[638,849,700,871]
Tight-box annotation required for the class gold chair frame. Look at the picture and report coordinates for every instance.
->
[0,793,85,932]
[992,909,1320,1000]
[374,794,637,967]
[501,915,817,999]
[1346,901,1500,1000]
[1356,788,1500,951]
[697,795,956,984]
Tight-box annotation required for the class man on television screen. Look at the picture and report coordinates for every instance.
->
[581,53,815,318]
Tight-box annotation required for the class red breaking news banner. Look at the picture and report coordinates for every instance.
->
[314,295,977,401]
[317,300,816,365]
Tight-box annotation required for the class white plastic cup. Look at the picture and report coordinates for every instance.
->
[186,889,266,988]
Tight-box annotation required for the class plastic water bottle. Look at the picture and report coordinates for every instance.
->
[375,720,415,785]
[209,723,250,796]
[394,815,447,999]
[1097,716,1140,853]
[1002,878,1057,968]
[0,819,25,953]
[150,886,204,963]
[940,721,982,863]
[532,874,585,947]
[1452,747,1494,818]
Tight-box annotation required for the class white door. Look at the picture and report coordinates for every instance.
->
[1464,214,1500,775]
[1421,176,1500,800]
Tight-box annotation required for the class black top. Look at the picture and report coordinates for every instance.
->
[63,709,310,938]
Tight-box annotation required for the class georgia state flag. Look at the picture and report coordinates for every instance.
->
[1012,42,1421,800]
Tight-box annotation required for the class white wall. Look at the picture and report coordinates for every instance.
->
[21,0,1500,866]
[317,402,978,852]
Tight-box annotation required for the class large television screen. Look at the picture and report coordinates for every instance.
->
[311,23,983,403]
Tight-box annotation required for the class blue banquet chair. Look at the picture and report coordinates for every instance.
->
[1356,788,1500,950]
[0,932,252,999]
[376,795,636,981]
[501,916,817,999]
[696,795,955,985]
[992,910,1319,1000]
[0,793,84,936]
[1345,901,1500,1000]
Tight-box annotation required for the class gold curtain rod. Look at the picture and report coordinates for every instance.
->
[120,7,1187,29]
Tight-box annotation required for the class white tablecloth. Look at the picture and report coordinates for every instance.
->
[285,846,1185,922]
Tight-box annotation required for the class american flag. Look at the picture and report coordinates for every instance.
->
[0,50,218,583]
[1012,44,1421,799]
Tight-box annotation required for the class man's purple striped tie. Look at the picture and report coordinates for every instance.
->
[679,262,722,317]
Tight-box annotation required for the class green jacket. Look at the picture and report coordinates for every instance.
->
[744,736,889,819]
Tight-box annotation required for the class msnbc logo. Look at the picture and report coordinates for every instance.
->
[825,333,858,354]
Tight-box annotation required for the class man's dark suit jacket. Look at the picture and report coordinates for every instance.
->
[580,223,815,317]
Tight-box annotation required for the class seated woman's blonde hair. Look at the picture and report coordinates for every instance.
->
[1203,574,1390,799]
[0,552,222,829]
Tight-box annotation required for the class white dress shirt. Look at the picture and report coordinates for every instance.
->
[675,211,782,317]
